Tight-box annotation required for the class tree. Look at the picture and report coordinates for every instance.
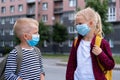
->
[85,0,113,35]
[38,21,51,47]
[52,22,68,53]
[53,22,68,43]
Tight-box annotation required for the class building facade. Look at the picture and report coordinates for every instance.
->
[0,0,120,53]
[0,0,40,52]
[106,0,120,53]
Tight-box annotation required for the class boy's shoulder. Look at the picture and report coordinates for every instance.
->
[10,48,17,54]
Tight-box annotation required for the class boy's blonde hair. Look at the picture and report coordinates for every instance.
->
[13,18,39,38]
[75,7,103,37]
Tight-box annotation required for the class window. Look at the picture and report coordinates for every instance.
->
[42,15,48,22]
[69,0,76,7]
[1,7,6,14]
[1,0,6,3]
[1,18,5,24]
[18,4,23,12]
[68,26,74,33]
[0,29,5,36]
[10,29,14,35]
[28,5,35,14]
[1,41,5,47]
[68,26,77,33]
[10,0,15,2]
[63,12,75,20]
[68,40,73,47]
[42,3,48,10]
[107,5,116,22]
[68,13,75,20]
[5,29,10,34]
[109,39,114,48]
[10,41,14,47]
[44,40,47,47]
[1,30,5,36]
[10,17,14,24]
[10,6,15,13]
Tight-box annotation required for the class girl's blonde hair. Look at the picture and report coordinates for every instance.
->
[95,12,103,37]
[75,7,103,37]
[13,18,39,38]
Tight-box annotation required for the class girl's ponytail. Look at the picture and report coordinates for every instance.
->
[95,12,103,37]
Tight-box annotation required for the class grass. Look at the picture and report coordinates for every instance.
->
[113,55,120,64]
[43,53,120,64]
[42,53,69,62]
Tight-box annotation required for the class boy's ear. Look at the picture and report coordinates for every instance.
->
[23,33,28,40]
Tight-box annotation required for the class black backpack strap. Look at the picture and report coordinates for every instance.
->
[15,45,23,74]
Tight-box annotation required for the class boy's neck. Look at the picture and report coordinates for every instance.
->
[19,42,33,49]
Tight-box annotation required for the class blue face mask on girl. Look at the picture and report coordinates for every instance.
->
[76,24,90,36]
[27,34,40,46]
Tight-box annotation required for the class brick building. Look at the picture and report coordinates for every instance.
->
[0,0,120,53]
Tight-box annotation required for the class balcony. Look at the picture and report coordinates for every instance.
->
[54,8,63,14]
[27,9,35,15]
[54,4,63,14]
[107,16,116,22]
[54,0,62,2]
[26,0,40,3]
[109,0,116,3]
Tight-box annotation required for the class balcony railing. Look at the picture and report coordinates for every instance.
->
[26,0,40,3]
[27,9,35,15]
[54,5,63,9]
[107,16,116,22]
[109,0,116,2]
[54,0,62,2]
[54,8,63,14]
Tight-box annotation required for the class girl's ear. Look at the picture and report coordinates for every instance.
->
[89,21,95,28]
[89,21,94,26]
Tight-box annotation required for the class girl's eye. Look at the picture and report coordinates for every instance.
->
[78,23,82,25]
[76,23,82,25]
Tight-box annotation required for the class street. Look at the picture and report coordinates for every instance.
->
[0,57,120,80]
[43,58,66,80]
[43,58,120,80]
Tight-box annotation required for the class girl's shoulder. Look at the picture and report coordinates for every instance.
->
[101,38,110,47]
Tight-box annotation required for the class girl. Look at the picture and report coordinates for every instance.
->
[66,7,115,80]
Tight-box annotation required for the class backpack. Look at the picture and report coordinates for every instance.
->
[95,35,112,80]
[0,45,23,80]
[0,45,41,80]
[74,35,112,80]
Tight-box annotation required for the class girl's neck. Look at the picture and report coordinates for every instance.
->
[83,32,94,41]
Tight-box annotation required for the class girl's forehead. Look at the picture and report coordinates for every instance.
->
[75,15,86,24]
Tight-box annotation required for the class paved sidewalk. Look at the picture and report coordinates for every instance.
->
[1,56,120,70]
[56,61,120,70]
[0,57,4,62]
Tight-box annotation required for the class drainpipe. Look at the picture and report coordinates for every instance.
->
[35,0,38,20]
[76,0,77,11]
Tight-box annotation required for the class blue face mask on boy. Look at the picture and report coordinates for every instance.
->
[27,34,40,46]
[76,24,90,36]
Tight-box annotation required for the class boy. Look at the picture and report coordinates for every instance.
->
[5,18,45,80]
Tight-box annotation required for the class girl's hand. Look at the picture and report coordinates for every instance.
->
[92,45,102,56]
